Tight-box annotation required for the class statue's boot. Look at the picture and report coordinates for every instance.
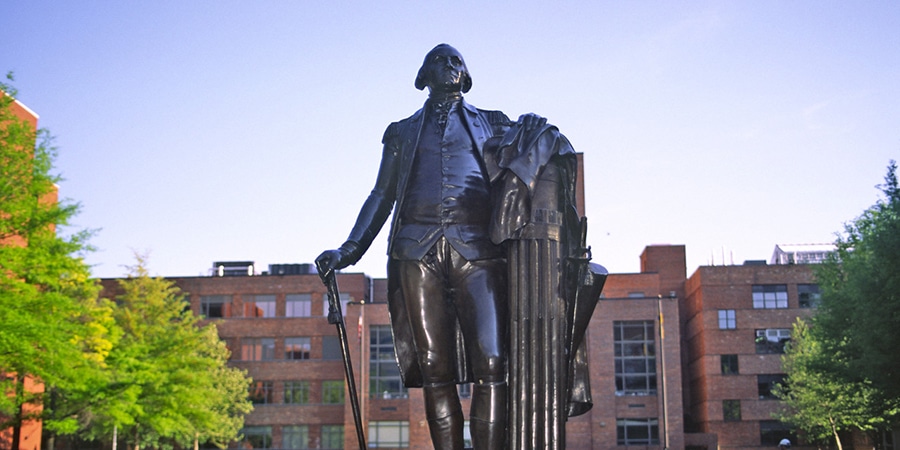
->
[470,381,508,450]
[425,383,464,450]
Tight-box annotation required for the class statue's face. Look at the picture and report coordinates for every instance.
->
[422,46,467,93]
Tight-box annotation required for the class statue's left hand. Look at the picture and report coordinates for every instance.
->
[517,113,547,131]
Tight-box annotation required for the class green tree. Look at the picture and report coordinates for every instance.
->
[776,319,888,450]
[815,161,900,402]
[84,257,252,450]
[778,161,900,446]
[1,75,114,450]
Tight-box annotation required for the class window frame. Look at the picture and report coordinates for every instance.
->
[284,381,309,405]
[368,421,409,448]
[616,418,660,445]
[752,284,788,309]
[249,381,274,405]
[755,328,791,354]
[613,321,657,396]
[370,325,408,399]
[758,374,786,400]
[200,295,228,318]
[241,337,276,361]
[718,309,736,329]
[284,337,312,360]
[285,293,312,317]
[320,425,344,450]
[798,284,821,308]
[721,354,739,375]
[281,425,309,450]
[240,426,272,449]
[322,380,345,404]
[243,294,276,318]
[723,399,742,422]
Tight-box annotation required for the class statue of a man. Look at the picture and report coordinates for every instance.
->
[317,44,543,450]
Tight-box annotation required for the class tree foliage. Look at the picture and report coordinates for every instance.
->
[1,74,113,450]
[776,319,889,450]
[778,161,900,446]
[83,257,252,450]
[815,161,900,401]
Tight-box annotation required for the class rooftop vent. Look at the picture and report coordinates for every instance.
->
[212,261,255,277]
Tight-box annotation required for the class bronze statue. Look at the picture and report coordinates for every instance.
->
[317,43,603,450]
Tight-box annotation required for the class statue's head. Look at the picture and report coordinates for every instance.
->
[415,44,472,94]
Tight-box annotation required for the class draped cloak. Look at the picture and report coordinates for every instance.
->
[484,124,607,449]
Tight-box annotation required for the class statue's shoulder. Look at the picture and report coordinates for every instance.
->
[382,108,425,143]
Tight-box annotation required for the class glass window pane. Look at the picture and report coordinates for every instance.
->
[285,337,311,360]
[323,336,342,360]
[282,425,309,449]
[285,294,312,317]
[614,321,657,395]
[244,295,276,318]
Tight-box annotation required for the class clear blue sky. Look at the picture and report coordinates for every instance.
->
[3,1,898,279]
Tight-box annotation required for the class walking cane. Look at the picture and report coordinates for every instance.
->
[317,265,367,450]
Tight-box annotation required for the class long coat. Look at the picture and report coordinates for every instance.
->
[343,100,511,387]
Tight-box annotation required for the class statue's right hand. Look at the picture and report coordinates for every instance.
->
[315,241,360,281]
[315,249,346,280]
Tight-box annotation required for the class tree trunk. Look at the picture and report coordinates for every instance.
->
[112,424,117,450]
[830,416,843,450]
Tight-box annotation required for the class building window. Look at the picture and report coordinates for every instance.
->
[200,295,228,318]
[760,420,795,446]
[752,285,788,309]
[616,418,659,445]
[323,293,351,317]
[285,337,311,360]
[756,329,791,354]
[723,399,741,421]
[721,354,739,375]
[370,325,408,399]
[284,381,309,405]
[240,426,272,449]
[322,335,342,360]
[798,284,821,308]
[243,294,276,318]
[322,380,345,404]
[613,321,657,396]
[282,425,309,449]
[242,338,275,361]
[458,383,471,399]
[249,381,274,405]
[758,374,786,400]
[368,421,409,448]
[285,294,312,317]
[321,425,344,450]
[718,309,736,329]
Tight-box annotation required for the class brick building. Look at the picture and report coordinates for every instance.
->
[681,246,826,449]
[98,241,865,449]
